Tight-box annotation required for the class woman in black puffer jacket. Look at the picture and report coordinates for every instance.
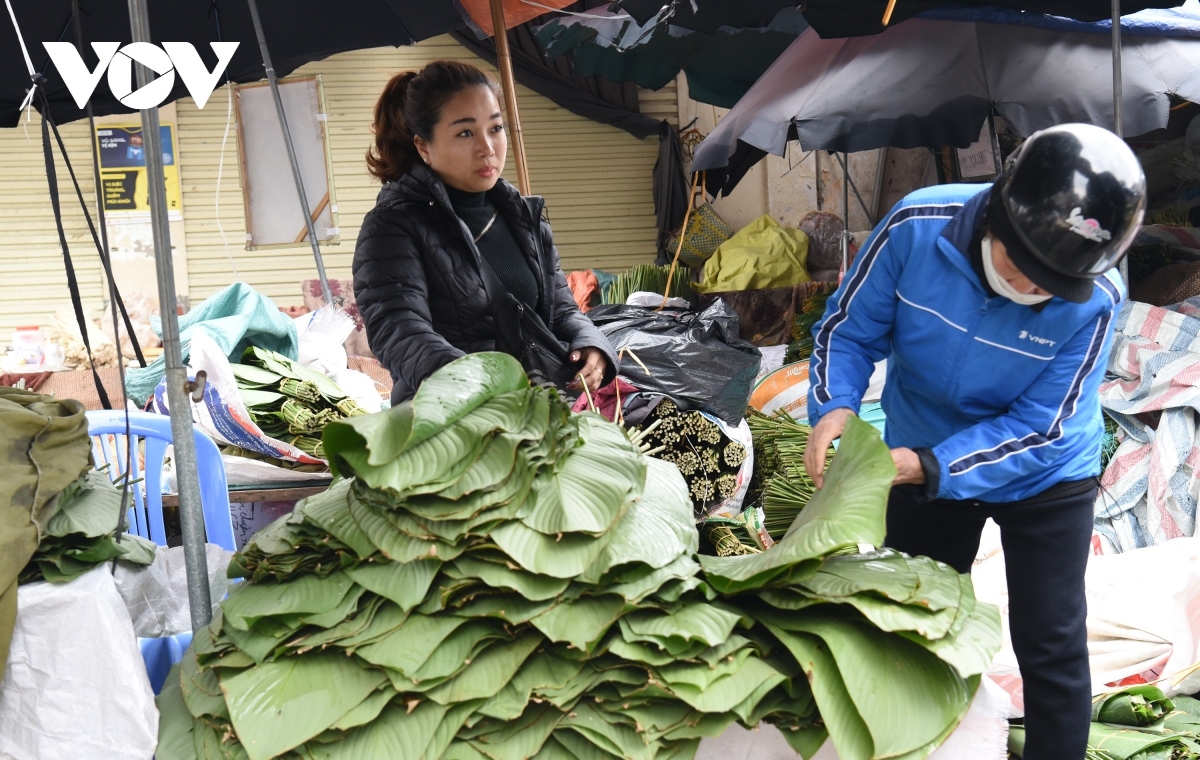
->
[353,61,616,404]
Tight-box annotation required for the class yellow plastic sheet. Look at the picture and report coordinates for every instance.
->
[695,215,812,294]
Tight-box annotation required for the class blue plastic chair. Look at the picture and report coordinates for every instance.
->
[85,410,237,552]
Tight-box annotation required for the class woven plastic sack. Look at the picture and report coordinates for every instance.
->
[666,202,734,269]
[1131,260,1200,306]
[798,210,846,272]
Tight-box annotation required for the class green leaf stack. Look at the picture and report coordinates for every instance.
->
[158,353,999,760]
[19,469,156,584]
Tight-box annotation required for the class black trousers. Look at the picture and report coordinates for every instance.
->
[886,480,1097,760]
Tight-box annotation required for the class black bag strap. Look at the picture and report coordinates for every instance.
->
[39,93,112,410]
[476,245,569,356]
[476,249,525,350]
[40,90,147,368]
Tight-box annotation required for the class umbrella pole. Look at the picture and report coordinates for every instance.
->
[126,0,213,631]
[1112,0,1123,139]
[245,0,333,305]
[489,0,532,195]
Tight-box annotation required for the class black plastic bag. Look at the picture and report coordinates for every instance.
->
[588,299,761,424]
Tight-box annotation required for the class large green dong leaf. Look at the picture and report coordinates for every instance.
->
[220,653,387,760]
[324,353,527,475]
[700,417,895,594]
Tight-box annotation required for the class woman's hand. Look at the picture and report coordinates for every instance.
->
[805,407,855,489]
[891,447,926,486]
[568,347,607,392]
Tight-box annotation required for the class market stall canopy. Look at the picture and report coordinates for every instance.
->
[0,0,467,128]
[535,5,807,108]
[691,7,1200,194]
[799,0,1189,37]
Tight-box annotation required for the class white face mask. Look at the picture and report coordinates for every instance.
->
[982,236,1053,305]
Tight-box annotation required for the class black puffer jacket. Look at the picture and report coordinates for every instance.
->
[353,164,617,404]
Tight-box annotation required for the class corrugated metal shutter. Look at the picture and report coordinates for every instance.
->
[177,35,678,307]
[0,123,109,341]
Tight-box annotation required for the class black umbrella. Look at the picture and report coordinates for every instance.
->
[612,0,802,34]
[0,0,465,128]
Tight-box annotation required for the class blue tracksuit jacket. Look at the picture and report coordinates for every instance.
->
[807,183,1124,502]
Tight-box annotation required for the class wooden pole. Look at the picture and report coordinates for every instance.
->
[489,0,531,195]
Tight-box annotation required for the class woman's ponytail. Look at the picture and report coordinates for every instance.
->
[366,61,500,184]
[367,71,420,182]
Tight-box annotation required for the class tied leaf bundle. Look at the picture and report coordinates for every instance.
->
[1010,689,1200,759]
[157,353,999,760]
[231,347,366,456]
[632,398,747,513]
[746,411,833,542]
[1091,689,1200,760]
[603,264,694,306]
[785,282,838,364]
[19,469,156,584]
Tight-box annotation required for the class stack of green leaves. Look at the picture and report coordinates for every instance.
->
[1011,687,1200,759]
[156,353,999,760]
[231,347,367,459]
[19,468,156,584]
[701,417,1002,759]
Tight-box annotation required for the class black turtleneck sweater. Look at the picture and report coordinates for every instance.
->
[445,185,540,311]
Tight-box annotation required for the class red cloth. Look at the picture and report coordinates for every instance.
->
[566,270,600,314]
[571,378,638,422]
[0,372,52,392]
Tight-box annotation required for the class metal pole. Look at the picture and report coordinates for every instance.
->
[1112,0,1123,139]
[870,147,888,226]
[489,0,532,195]
[245,0,333,305]
[127,0,212,630]
[1113,0,1131,285]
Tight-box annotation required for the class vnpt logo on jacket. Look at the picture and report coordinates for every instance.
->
[1018,330,1057,347]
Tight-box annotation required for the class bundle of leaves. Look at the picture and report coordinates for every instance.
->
[632,397,747,513]
[156,353,999,760]
[19,468,156,584]
[785,282,838,364]
[602,263,694,306]
[232,347,367,460]
[1011,688,1200,759]
[745,411,833,542]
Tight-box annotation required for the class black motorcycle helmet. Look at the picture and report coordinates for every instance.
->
[986,123,1146,303]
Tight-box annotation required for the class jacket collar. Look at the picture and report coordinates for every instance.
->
[935,184,991,284]
[386,163,544,231]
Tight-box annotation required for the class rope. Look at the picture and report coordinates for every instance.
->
[658,170,702,311]
[4,0,38,112]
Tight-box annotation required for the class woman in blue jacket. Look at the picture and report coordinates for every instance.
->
[805,124,1146,760]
